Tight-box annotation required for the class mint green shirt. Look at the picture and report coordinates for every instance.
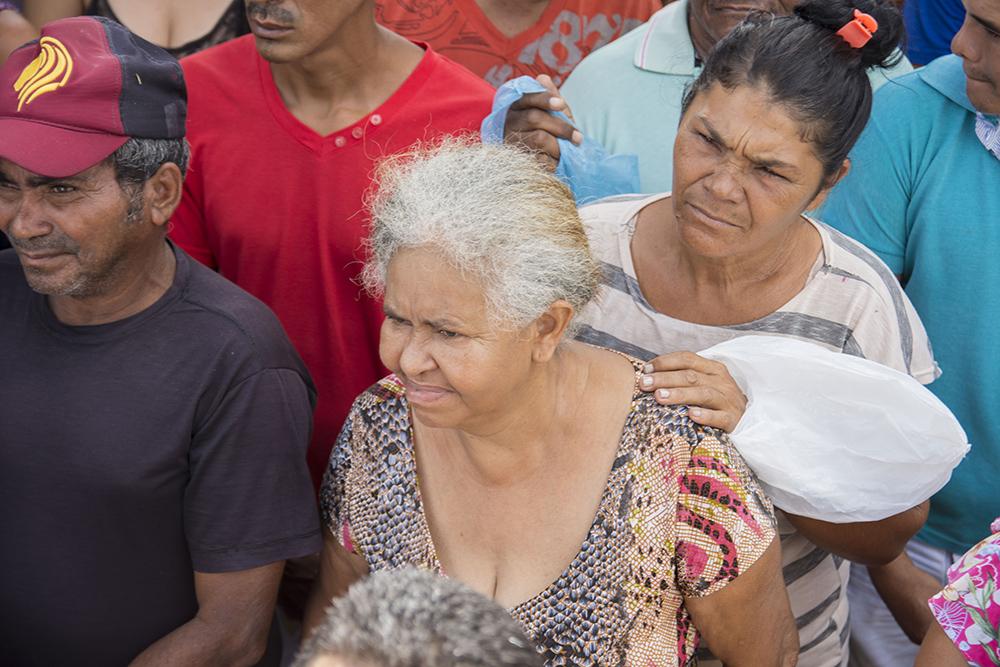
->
[560,0,914,194]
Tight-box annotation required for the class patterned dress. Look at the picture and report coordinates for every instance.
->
[320,356,777,666]
[928,517,1000,667]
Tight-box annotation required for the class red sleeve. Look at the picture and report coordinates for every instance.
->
[169,145,217,269]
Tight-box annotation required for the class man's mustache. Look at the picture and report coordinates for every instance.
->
[12,237,79,254]
[246,2,296,24]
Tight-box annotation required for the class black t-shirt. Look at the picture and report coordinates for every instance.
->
[0,244,322,665]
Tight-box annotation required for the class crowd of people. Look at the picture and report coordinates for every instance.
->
[0,0,997,666]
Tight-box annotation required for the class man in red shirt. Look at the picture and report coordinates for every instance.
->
[170,0,494,486]
[375,0,662,86]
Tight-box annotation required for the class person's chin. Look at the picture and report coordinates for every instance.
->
[410,406,461,431]
[253,35,302,64]
[20,259,80,295]
[678,220,740,259]
[966,78,1000,116]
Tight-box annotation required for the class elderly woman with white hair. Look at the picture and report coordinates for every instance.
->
[294,568,542,667]
[304,140,796,666]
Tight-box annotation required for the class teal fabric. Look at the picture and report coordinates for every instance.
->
[821,55,1000,553]
[560,0,914,194]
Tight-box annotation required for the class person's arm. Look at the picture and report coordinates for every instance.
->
[177,365,321,658]
[303,526,369,637]
[686,538,798,666]
[783,500,928,566]
[130,562,284,666]
[672,426,795,665]
[21,0,85,27]
[865,551,940,643]
[914,620,970,667]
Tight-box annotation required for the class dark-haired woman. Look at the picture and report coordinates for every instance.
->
[573,1,937,665]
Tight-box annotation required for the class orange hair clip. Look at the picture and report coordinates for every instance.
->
[836,9,879,49]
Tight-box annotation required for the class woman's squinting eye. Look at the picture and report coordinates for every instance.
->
[49,184,77,195]
[695,130,721,150]
[386,313,409,326]
[436,328,460,339]
[758,166,787,181]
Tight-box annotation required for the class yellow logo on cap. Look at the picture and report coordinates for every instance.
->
[14,36,74,112]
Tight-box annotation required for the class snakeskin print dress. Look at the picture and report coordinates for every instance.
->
[320,355,777,666]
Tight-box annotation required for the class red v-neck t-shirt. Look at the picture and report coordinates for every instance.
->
[170,36,493,486]
[376,0,661,87]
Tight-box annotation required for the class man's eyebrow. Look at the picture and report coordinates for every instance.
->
[20,173,92,188]
[971,11,1000,35]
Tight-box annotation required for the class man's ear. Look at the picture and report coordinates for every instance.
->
[530,300,575,363]
[144,162,184,228]
[808,158,850,211]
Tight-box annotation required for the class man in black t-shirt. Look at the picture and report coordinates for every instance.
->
[0,17,320,665]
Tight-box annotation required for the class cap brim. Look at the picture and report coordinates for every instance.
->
[0,117,128,178]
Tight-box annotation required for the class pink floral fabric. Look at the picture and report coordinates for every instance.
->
[928,517,1000,666]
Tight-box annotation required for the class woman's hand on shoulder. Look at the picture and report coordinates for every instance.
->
[640,352,746,432]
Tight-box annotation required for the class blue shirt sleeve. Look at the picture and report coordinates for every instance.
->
[820,89,916,276]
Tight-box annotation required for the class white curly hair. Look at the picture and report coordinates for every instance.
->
[362,139,601,332]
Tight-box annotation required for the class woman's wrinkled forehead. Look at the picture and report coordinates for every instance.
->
[384,247,491,319]
[686,83,821,169]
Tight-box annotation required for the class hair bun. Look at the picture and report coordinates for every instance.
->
[794,0,904,69]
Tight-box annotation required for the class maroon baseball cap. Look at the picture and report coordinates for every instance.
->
[0,16,186,178]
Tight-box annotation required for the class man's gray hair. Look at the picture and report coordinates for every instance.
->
[293,568,543,667]
[363,139,601,331]
[106,137,189,224]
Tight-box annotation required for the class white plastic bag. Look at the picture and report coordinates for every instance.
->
[699,336,969,523]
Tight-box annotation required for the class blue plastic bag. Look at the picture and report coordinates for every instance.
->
[481,76,640,205]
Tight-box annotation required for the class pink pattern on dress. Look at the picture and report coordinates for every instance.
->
[928,517,1000,666]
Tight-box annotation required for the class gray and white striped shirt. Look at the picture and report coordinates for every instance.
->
[574,193,939,667]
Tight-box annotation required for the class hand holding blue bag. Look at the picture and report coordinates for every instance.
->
[481,76,640,205]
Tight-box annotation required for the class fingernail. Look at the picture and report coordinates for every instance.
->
[642,375,653,388]
[571,130,583,145]
[691,407,702,417]
[657,389,670,399]
[549,96,563,108]
[643,363,653,373]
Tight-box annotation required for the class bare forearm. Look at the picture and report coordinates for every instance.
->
[783,502,928,566]
[303,578,336,639]
[868,552,941,643]
[129,615,267,667]
[688,540,798,667]
[304,528,370,639]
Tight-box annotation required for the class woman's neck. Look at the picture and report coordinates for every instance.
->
[633,197,823,325]
[677,222,816,294]
[425,344,602,488]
